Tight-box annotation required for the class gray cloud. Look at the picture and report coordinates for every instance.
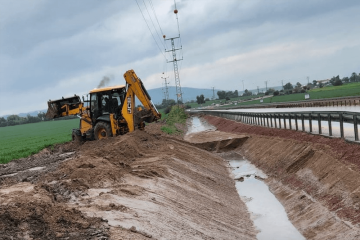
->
[0,0,360,116]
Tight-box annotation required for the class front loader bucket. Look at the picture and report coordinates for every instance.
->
[45,95,82,119]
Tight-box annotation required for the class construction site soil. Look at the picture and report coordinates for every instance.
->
[2,115,360,239]
[0,123,256,240]
[200,114,360,239]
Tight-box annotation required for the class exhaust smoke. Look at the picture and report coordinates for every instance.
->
[97,76,113,88]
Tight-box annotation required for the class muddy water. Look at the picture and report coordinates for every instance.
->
[229,160,305,240]
[187,117,305,240]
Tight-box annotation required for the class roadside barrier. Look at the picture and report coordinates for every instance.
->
[222,96,360,109]
[197,110,360,142]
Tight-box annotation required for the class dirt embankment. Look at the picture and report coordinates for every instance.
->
[0,124,256,240]
[201,115,360,239]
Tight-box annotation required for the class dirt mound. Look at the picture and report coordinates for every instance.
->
[200,115,360,239]
[0,183,107,240]
[203,115,360,170]
[1,125,257,239]
[186,130,249,152]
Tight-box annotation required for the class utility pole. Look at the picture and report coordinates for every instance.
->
[257,86,260,94]
[161,73,170,102]
[281,80,284,90]
[265,81,268,91]
[242,80,245,92]
[212,87,215,100]
[165,37,183,104]
[307,76,310,84]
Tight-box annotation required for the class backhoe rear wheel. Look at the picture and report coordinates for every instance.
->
[72,129,83,143]
[94,122,112,140]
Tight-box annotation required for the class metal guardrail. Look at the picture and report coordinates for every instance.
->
[220,96,360,110]
[198,110,360,142]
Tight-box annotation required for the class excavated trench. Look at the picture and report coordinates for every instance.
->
[186,117,305,240]
[186,115,360,240]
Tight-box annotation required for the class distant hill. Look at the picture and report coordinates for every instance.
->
[147,86,283,104]
[147,87,221,104]
[1,110,47,120]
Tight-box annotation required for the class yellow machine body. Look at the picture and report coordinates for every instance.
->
[46,70,161,141]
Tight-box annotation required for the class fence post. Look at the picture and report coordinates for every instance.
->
[309,113,313,133]
[266,114,270,127]
[339,113,344,138]
[279,114,282,128]
[295,114,298,131]
[283,114,287,129]
[328,114,332,136]
[274,115,278,128]
[289,114,292,130]
[301,114,305,131]
[318,113,322,134]
[270,115,273,128]
[354,115,359,141]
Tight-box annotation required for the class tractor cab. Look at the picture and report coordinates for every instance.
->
[89,85,126,123]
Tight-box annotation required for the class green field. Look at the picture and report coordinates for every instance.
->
[222,82,360,107]
[186,94,264,109]
[0,119,79,164]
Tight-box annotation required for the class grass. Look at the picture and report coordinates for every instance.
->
[223,82,360,107]
[160,106,188,134]
[185,94,265,109]
[0,119,79,164]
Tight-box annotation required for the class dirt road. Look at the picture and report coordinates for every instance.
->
[0,124,256,239]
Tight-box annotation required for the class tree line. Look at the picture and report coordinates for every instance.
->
[0,112,76,127]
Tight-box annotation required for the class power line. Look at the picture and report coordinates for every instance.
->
[148,0,169,50]
[142,0,166,49]
[134,0,167,61]
[148,0,165,37]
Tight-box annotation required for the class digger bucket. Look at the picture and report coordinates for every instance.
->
[45,95,82,119]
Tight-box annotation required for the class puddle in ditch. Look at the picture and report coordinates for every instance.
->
[229,160,305,240]
[187,116,305,240]
[187,117,216,134]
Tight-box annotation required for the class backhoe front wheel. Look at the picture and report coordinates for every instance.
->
[94,122,112,140]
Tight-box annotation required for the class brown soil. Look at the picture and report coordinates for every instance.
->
[200,115,360,239]
[0,123,257,240]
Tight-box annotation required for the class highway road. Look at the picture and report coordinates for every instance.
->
[213,106,360,113]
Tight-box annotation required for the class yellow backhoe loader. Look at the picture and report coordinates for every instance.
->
[46,70,161,141]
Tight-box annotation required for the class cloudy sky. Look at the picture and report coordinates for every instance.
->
[0,0,359,116]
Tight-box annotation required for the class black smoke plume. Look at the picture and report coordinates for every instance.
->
[97,76,113,88]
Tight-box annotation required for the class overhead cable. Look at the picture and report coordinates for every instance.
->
[142,0,166,49]
[134,0,167,61]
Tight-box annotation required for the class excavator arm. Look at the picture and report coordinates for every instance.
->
[121,70,161,132]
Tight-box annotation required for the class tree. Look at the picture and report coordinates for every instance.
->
[267,88,275,94]
[319,82,324,88]
[38,112,46,120]
[342,77,349,83]
[196,94,205,104]
[7,115,20,121]
[312,80,317,86]
[296,82,302,88]
[242,89,252,96]
[217,91,226,100]
[233,90,238,97]
[273,90,280,96]
[284,82,293,90]
[350,72,357,82]
[330,75,340,85]
[333,78,343,86]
